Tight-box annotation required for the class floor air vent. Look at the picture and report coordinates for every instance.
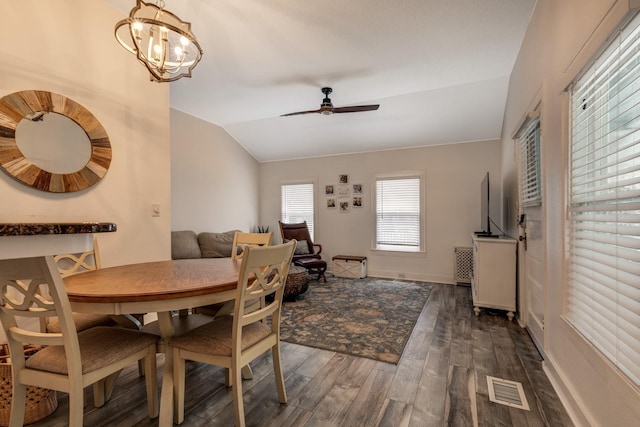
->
[486,376,530,411]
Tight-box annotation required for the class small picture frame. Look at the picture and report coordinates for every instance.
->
[339,174,349,184]
[337,186,350,197]
[353,196,363,207]
[339,200,350,212]
[325,185,334,196]
[327,198,336,209]
[353,184,362,194]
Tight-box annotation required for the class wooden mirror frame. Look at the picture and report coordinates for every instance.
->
[0,90,112,193]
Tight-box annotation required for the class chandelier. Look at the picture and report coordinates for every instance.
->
[114,0,203,82]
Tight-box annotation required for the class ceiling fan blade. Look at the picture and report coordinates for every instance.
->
[332,104,380,113]
[280,108,322,117]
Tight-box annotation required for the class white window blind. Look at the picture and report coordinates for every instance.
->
[281,183,314,239]
[376,176,420,249]
[517,118,542,207]
[567,12,640,387]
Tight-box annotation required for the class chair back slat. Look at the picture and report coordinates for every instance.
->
[53,236,101,278]
[232,231,273,260]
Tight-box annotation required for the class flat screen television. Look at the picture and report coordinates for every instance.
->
[476,172,497,237]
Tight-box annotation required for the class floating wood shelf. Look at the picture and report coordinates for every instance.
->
[0,223,117,236]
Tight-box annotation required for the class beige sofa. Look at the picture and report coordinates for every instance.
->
[171,230,240,260]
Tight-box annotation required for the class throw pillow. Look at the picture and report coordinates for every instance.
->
[198,230,239,258]
[171,230,201,259]
[295,239,311,255]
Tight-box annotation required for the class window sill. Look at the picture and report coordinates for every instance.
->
[371,245,424,256]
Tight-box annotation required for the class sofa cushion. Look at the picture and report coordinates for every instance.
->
[171,230,202,259]
[198,230,239,258]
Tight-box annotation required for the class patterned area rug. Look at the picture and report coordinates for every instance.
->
[279,276,432,364]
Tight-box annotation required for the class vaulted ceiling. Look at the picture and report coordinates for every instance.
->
[106,0,536,162]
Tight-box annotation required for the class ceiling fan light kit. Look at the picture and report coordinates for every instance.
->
[282,87,380,117]
[114,0,203,82]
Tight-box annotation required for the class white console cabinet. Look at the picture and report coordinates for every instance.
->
[470,234,517,320]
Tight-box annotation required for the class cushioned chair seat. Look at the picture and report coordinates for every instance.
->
[170,315,272,356]
[46,313,117,333]
[27,326,160,375]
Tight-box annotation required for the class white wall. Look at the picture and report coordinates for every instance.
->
[260,141,501,283]
[502,0,640,425]
[171,109,260,234]
[0,1,171,266]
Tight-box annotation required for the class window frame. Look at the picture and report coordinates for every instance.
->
[565,10,640,387]
[371,170,425,253]
[516,114,542,207]
[280,178,316,241]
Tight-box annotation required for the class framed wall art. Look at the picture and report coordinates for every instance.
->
[337,186,350,197]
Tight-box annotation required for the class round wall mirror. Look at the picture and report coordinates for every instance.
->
[0,90,112,193]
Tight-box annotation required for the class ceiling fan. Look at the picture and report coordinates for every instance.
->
[281,87,379,117]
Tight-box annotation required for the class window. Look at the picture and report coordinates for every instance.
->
[281,182,314,239]
[567,12,640,386]
[375,174,422,251]
[517,117,542,207]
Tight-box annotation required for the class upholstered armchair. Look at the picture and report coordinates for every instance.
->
[278,221,327,281]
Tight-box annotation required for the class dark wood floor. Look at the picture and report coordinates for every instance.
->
[30,283,573,426]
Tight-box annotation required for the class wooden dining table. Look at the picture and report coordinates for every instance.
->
[64,257,243,426]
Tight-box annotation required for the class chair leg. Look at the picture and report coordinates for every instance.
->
[93,370,121,407]
[144,348,159,418]
[69,382,85,427]
[272,344,287,404]
[241,364,253,380]
[92,381,106,407]
[9,383,26,427]
[173,348,186,424]
[231,362,246,427]
[225,368,232,387]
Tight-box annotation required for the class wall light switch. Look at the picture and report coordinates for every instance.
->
[152,203,160,217]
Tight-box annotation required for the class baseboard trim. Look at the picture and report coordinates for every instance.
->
[542,354,591,427]
[365,269,455,284]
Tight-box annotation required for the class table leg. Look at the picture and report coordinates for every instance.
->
[157,311,174,426]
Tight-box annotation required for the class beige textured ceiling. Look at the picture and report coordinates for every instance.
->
[106,0,536,162]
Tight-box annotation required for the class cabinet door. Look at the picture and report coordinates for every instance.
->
[472,237,516,313]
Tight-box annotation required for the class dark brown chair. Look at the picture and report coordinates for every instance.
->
[279,221,327,282]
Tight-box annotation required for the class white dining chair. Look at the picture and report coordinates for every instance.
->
[194,231,274,317]
[48,237,145,406]
[0,256,160,427]
[47,237,142,333]
[169,240,296,426]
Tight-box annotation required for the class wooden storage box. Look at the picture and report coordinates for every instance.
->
[332,255,367,279]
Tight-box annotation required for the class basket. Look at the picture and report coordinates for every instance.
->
[0,344,58,426]
[284,266,309,300]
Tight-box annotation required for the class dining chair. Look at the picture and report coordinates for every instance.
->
[169,239,296,426]
[232,231,273,259]
[48,237,145,406]
[45,236,142,334]
[195,231,273,317]
[0,256,160,427]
